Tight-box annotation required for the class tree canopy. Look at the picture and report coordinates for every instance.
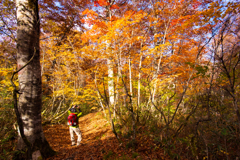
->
[0,0,240,159]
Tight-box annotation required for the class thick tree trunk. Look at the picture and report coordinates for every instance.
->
[15,0,55,159]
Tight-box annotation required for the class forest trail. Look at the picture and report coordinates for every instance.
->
[44,112,169,160]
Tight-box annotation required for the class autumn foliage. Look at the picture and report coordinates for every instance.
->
[0,0,240,159]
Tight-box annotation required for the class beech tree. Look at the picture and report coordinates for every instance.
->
[14,0,55,159]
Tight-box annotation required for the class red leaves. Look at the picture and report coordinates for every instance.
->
[94,0,109,7]
[94,0,119,9]
[110,4,119,9]
[94,0,98,6]
[192,0,202,9]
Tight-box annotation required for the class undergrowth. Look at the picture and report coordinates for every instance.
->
[0,105,17,160]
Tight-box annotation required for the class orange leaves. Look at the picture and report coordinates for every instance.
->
[82,8,98,17]
[170,15,192,29]
[82,8,90,15]
[124,10,136,17]
[82,9,99,26]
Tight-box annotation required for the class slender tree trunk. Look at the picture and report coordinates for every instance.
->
[107,6,115,108]
[15,0,55,159]
[107,58,115,106]
[115,47,122,117]
[149,0,172,110]
[137,40,145,122]
[128,44,136,140]
[151,26,168,109]
[94,73,107,118]
[129,53,132,97]
[137,54,142,109]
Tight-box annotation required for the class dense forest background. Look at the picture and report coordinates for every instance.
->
[0,0,240,159]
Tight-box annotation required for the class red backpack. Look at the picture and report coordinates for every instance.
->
[68,113,78,126]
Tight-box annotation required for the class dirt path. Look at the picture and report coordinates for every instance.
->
[44,112,117,159]
[44,112,169,160]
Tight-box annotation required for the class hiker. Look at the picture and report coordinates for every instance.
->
[68,105,82,146]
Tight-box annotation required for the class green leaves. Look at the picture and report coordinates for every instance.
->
[221,128,228,136]
[196,65,208,76]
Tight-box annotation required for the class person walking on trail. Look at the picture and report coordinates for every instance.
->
[68,105,82,146]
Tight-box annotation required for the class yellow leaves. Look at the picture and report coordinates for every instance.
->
[0,67,14,102]
[0,68,14,89]
[0,79,12,88]
[0,68,12,77]
[53,84,76,97]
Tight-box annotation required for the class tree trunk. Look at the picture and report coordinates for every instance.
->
[107,57,115,106]
[14,0,55,159]
[137,54,142,108]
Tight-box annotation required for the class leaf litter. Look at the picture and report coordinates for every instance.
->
[44,112,170,160]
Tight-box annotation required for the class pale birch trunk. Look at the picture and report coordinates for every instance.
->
[104,2,118,140]
[129,54,133,96]
[137,54,142,108]
[15,0,55,159]
[115,47,122,117]
[106,4,115,108]
[107,57,115,106]
[128,30,134,97]
[137,40,145,122]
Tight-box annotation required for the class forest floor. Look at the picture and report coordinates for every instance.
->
[44,112,170,160]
